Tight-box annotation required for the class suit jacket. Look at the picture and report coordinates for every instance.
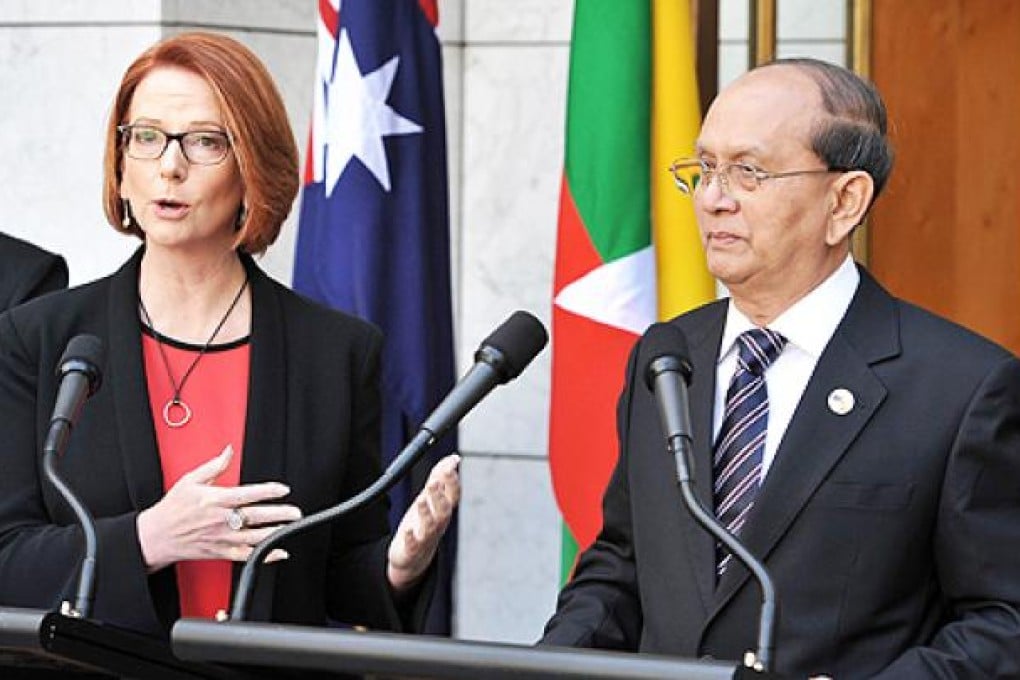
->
[0,248,430,637]
[542,269,1020,678]
[0,232,68,311]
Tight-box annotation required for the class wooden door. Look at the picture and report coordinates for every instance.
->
[870,0,1020,353]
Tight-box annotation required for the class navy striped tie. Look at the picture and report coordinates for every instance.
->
[713,328,787,575]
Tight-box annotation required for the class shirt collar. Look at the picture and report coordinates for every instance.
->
[718,254,860,363]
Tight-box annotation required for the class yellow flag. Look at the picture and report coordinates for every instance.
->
[651,0,715,319]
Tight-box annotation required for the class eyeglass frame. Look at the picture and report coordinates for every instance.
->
[117,123,233,166]
[668,157,844,196]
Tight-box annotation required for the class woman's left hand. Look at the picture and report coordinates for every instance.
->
[386,454,461,593]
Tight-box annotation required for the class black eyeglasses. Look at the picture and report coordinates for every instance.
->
[668,158,839,196]
[118,124,232,165]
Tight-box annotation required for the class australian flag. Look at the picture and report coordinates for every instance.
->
[293,0,456,634]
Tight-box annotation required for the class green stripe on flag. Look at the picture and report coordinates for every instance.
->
[560,522,579,586]
[564,2,650,264]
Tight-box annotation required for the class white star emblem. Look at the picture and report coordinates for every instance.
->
[321,29,423,195]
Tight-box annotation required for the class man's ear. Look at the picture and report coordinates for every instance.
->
[826,170,874,246]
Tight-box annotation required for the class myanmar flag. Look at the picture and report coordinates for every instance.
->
[549,0,715,581]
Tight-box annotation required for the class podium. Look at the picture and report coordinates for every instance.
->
[173,618,742,679]
[0,607,251,679]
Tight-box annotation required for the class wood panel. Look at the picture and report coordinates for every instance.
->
[870,0,1020,353]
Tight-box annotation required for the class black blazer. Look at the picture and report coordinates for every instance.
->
[0,232,68,311]
[0,248,428,637]
[543,269,1020,678]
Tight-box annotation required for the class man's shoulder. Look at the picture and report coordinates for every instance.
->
[0,233,68,308]
[895,296,1014,363]
[0,232,57,265]
[667,298,728,334]
[849,268,1015,367]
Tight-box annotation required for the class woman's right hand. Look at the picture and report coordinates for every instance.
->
[135,445,302,573]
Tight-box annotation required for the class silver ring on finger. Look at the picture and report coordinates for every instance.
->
[226,507,248,532]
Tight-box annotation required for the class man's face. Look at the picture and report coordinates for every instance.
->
[694,66,844,307]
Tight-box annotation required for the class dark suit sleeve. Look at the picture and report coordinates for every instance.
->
[0,311,162,633]
[324,326,435,633]
[540,343,643,650]
[872,355,1020,678]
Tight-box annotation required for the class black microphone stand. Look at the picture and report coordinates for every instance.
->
[671,436,778,674]
[229,428,435,621]
[647,346,780,676]
[41,449,97,620]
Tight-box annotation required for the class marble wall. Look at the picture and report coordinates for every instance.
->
[0,0,848,645]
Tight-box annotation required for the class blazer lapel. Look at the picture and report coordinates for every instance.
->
[108,248,165,511]
[708,270,900,616]
[233,257,287,622]
[675,305,726,610]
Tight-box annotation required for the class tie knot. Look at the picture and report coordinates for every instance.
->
[736,328,786,376]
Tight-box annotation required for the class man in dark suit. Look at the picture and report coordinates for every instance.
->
[541,58,1020,678]
[0,232,68,310]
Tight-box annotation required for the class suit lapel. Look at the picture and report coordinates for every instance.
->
[108,249,165,511]
[676,305,726,610]
[233,256,287,621]
[708,270,900,617]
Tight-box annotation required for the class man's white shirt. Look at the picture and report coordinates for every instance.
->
[712,255,861,477]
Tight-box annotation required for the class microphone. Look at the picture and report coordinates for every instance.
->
[384,309,549,489]
[642,323,779,674]
[42,334,106,620]
[229,310,549,621]
[43,335,104,457]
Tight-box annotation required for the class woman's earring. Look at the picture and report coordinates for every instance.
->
[236,203,247,229]
[121,200,132,229]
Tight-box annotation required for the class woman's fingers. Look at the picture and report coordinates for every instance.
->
[218,545,291,564]
[178,444,234,485]
[214,481,291,509]
[229,524,290,547]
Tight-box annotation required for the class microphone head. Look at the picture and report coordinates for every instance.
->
[475,310,549,383]
[642,323,693,390]
[58,334,106,396]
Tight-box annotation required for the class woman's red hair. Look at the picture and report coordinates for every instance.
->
[102,32,299,254]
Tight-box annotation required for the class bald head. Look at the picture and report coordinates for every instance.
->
[702,65,825,168]
[729,59,894,200]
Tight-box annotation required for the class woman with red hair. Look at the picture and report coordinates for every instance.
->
[0,32,457,636]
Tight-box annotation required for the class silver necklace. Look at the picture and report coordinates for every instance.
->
[138,275,249,428]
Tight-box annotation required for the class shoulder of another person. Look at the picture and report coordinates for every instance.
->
[0,232,52,262]
[0,233,63,277]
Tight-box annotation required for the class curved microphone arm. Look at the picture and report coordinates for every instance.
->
[42,449,97,619]
[671,436,777,673]
[230,310,548,623]
[230,429,434,622]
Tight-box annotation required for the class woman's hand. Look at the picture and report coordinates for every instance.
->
[386,454,461,593]
[135,445,302,573]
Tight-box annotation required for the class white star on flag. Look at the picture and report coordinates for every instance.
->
[323,29,423,195]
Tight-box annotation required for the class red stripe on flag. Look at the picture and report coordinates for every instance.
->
[549,173,638,551]
[549,308,636,552]
[553,175,602,294]
[418,0,439,27]
[319,0,338,38]
[303,126,314,186]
